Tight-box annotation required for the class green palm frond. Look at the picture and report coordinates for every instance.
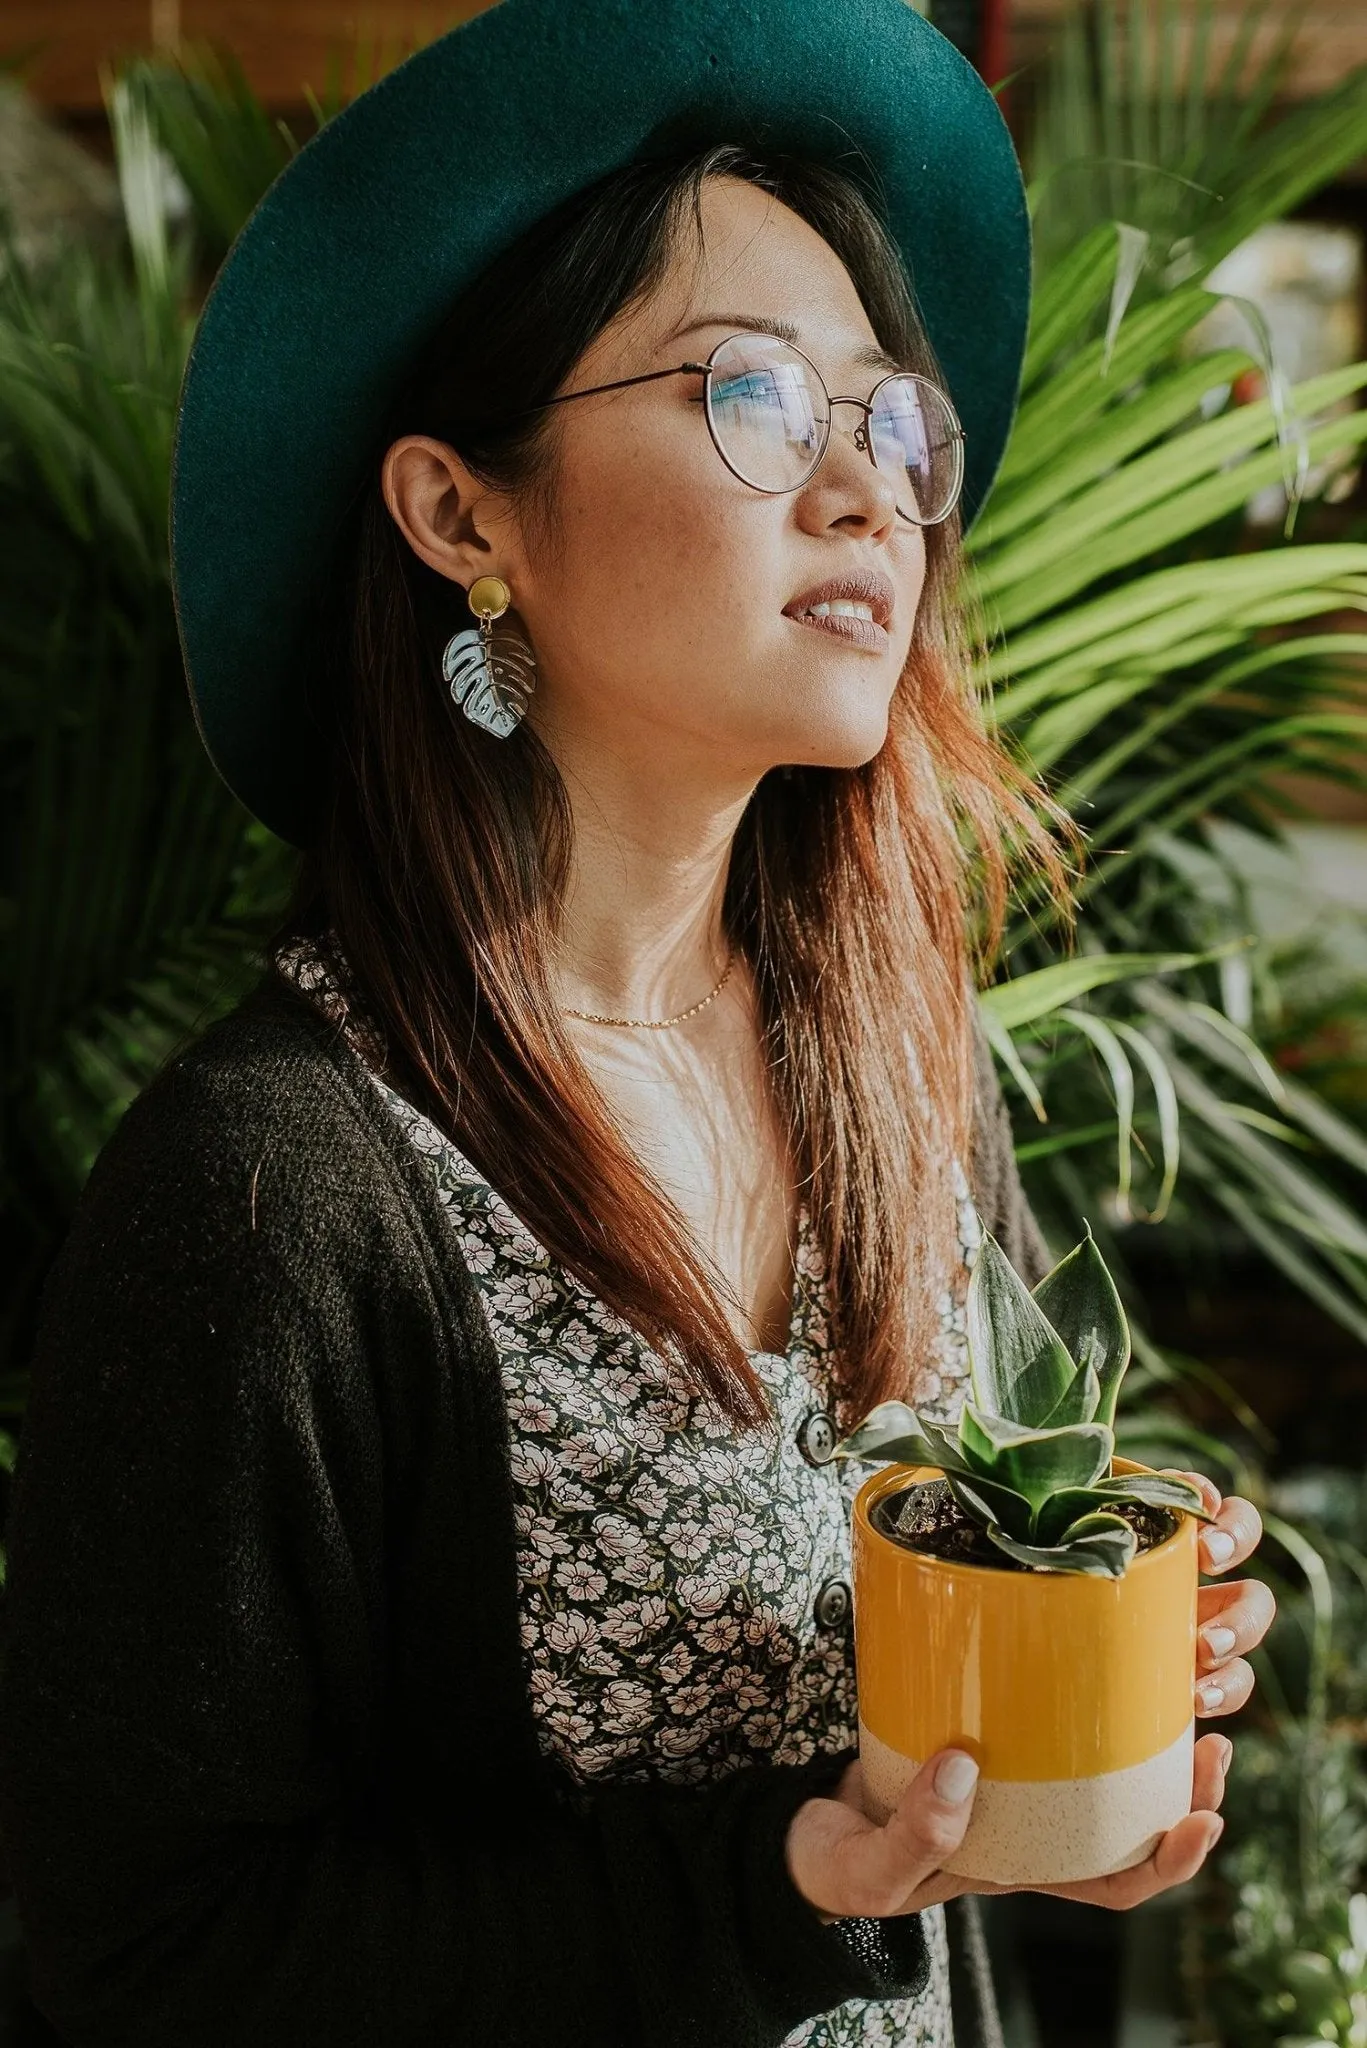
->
[970,0,1367,1388]
[0,54,302,1371]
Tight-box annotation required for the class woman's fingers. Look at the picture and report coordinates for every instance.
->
[1197,1577,1277,1670]
[795,1728,1235,1922]
[860,1750,984,1915]
[1191,1729,1234,1812]
[1196,1656,1256,1716]
[1160,1469,1264,1572]
[786,1747,984,1921]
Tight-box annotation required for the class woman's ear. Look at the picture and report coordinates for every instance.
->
[380,435,512,590]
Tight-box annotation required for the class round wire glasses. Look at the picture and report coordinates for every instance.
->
[500,329,968,528]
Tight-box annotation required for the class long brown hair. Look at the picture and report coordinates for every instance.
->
[268,140,1065,1437]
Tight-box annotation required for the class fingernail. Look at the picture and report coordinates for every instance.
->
[934,1752,980,1803]
[1205,1816,1225,1851]
[1198,1681,1225,1711]
[1220,1740,1234,1775]
[1202,1625,1237,1659]
[1204,1530,1236,1565]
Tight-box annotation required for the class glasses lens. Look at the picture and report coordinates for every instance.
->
[705,334,829,493]
[869,375,964,524]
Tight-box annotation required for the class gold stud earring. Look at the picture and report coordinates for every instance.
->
[441,573,537,738]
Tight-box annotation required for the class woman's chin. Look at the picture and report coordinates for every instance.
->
[767,712,892,773]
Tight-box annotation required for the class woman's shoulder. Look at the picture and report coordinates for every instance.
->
[68,965,435,1281]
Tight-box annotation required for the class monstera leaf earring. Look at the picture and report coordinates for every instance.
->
[441,574,537,738]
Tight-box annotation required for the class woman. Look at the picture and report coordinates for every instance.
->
[0,2,1273,2044]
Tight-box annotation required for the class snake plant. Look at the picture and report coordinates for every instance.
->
[837,1227,1220,1577]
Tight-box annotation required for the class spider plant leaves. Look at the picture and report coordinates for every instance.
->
[979,952,1205,1033]
[979,547,1367,697]
[966,1231,1087,1422]
[1031,1225,1131,1429]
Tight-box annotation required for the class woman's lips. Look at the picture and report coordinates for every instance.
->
[784,610,889,651]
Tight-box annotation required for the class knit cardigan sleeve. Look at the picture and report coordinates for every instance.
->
[0,990,941,2048]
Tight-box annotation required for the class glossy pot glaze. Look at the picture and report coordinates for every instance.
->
[850,1456,1199,1884]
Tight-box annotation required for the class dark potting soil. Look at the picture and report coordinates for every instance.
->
[878,1477,1178,1573]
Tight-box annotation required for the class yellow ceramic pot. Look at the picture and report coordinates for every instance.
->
[850,1455,1199,1884]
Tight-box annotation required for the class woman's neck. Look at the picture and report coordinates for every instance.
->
[549,781,750,1023]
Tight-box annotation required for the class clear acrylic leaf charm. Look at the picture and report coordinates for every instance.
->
[442,622,536,738]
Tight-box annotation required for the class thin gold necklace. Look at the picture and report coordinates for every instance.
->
[561,954,736,1029]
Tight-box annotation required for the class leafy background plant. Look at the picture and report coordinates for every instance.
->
[976,0,1367,2038]
[2,1,1367,2037]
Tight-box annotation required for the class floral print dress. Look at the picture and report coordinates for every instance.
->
[277,935,982,2048]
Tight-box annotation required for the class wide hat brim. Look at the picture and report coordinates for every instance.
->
[169,0,1032,851]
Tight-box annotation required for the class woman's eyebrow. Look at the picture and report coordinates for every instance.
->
[669,312,904,376]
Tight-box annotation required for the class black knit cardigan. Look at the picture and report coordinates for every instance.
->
[0,967,1048,2048]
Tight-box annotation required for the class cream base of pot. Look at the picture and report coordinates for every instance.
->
[857,1713,1196,1885]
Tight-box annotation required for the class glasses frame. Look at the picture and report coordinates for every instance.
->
[498,330,968,528]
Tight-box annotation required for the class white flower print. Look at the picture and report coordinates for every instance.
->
[674,1574,731,1618]
[554,1558,609,1602]
[545,1707,596,1744]
[634,1595,669,1635]
[275,933,968,2048]
[627,1470,669,1519]
[592,1515,648,1565]
[557,1385,607,1425]
[508,1393,560,1434]
[655,1640,695,1685]
[666,1519,710,1565]
[490,1273,556,1321]
[548,1475,598,1514]
[670,1678,717,1718]
[597,1605,647,1649]
[543,1609,601,1656]
[509,1441,557,1487]
[528,1671,577,1712]
[600,1678,654,1729]
[559,1319,602,1363]
[457,1230,496,1274]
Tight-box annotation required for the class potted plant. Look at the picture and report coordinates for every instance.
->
[841,1227,1220,1886]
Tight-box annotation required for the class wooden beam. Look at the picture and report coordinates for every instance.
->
[2,0,494,114]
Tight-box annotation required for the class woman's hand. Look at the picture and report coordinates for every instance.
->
[1013,1467,1275,1909]
[787,1737,1231,1922]
[1166,1467,1276,1723]
[785,1746,996,1921]
[788,1469,1277,1923]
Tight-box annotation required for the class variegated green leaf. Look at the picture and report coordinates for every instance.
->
[1037,1360,1103,1429]
[914,1416,979,1478]
[832,1401,922,1461]
[984,1513,1138,1579]
[960,1403,1114,1509]
[1031,1226,1131,1429]
[965,1234,1078,1423]
[943,1470,1035,1543]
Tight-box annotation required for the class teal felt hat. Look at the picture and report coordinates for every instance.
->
[169,0,1032,850]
